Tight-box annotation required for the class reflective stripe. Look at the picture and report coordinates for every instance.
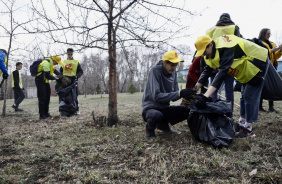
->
[205,35,268,83]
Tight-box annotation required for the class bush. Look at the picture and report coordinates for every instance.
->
[127,83,137,94]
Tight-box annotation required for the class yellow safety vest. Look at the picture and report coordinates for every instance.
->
[206,25,236,39]
[204,35,268,84]
[62,59,79,76]
[11,69,22,88]
[37,57,54,83]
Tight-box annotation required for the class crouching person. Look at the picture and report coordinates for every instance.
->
[142,51,196,140]
[193,35,270,138]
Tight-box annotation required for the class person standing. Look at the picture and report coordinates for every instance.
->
[142,51,196,140]
[60,48,83,115]
[36,55,61,119]
[194,35,270,138]
[258,28,282,113]
[11,62,25,111]
[206,13,240,111]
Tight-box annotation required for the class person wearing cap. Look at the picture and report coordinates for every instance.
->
[60,48,83,115]
[11,62,25,112]
[35,55,62,119]
[206,13,240,111]
[0,49,9,80]
[194,34,270,138]
[142,51,197,140]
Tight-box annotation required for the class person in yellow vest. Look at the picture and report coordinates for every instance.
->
[11,62,25,111]
[60,48,83,115]
[194,35,270,138]
[0,49,9,80]
[258,28,282,113]
[36,55,62,120]
[206,13,240,112]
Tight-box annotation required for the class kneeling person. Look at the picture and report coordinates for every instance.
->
[142,51,196,140]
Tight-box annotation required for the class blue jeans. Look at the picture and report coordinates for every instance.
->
[240,60,270,122]
[210,74,234,110]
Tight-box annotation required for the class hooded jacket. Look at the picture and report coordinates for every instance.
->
[142,60,180,112]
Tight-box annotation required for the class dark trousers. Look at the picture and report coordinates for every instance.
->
[142,106,189,130]
[259,98,274,109]
[35,78,51,117]
[13,87,25,107]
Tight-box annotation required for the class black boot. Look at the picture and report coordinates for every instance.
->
[145,125,156,140]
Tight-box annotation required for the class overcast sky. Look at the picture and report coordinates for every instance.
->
[1,0,282,68]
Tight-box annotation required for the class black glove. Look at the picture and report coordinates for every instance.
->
[56,77,63,84]
[180,89,197,100]
[2,73,8,79]
[195,94,213,109]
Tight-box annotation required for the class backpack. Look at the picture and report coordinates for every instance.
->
[29,58,44,76]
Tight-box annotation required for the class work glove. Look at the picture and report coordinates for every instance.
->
[180,89,197,100]
[194,94,213,109]
[2,73,8,79]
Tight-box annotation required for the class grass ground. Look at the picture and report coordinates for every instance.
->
[0,92,281,184]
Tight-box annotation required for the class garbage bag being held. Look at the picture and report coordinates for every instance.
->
[187,99,235,147]
[56,80,78,117]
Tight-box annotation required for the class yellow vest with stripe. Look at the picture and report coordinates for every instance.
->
[37,57,54,83]
[11,69,22,88]
[204,35,268,84]
[206,25,236,39]
[62,59,79,76]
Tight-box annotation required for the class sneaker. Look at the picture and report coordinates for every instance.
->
[235,128,256,138]
[268,108,279,113]
[39,115,48,120]
[15,108,24,112]
[145,126,156,140]
[157,125,177,134]
[11,105,17,111]
[234,123,244,133]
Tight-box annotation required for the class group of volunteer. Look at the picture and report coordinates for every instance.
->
[142,13,282,140]
[0,48,83,119]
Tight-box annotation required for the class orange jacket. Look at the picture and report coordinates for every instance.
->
[262,41,282,68]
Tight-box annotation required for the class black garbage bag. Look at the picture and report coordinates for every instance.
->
[261,63,282,101]
[187,100,235,147]
[56,81,78,116]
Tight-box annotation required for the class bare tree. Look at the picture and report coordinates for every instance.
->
[0,0,35,115]
[28,0,196,125]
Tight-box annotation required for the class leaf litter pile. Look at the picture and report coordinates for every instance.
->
[0,93,281,183]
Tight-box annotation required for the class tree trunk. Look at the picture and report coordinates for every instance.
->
[107,2,118,126]
[84,77,86,98]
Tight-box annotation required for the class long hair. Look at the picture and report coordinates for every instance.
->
[258,28,272,48]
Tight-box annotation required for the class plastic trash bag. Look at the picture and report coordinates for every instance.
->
[56,81,78,116]
[187,100,235,147]
[261,63,282,101]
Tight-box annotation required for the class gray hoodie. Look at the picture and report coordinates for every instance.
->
[142,60,180,112]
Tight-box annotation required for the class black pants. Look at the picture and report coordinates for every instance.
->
[35,77,51,117]
[142,106,189,130]
[13,87,25,107]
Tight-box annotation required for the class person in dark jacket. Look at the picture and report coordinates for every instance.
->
[60,48,83,115]
[194,35,270,138]
[142,51,196,140]
[11,62,25,111]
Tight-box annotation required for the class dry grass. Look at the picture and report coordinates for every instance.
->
[0,92,281,184]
